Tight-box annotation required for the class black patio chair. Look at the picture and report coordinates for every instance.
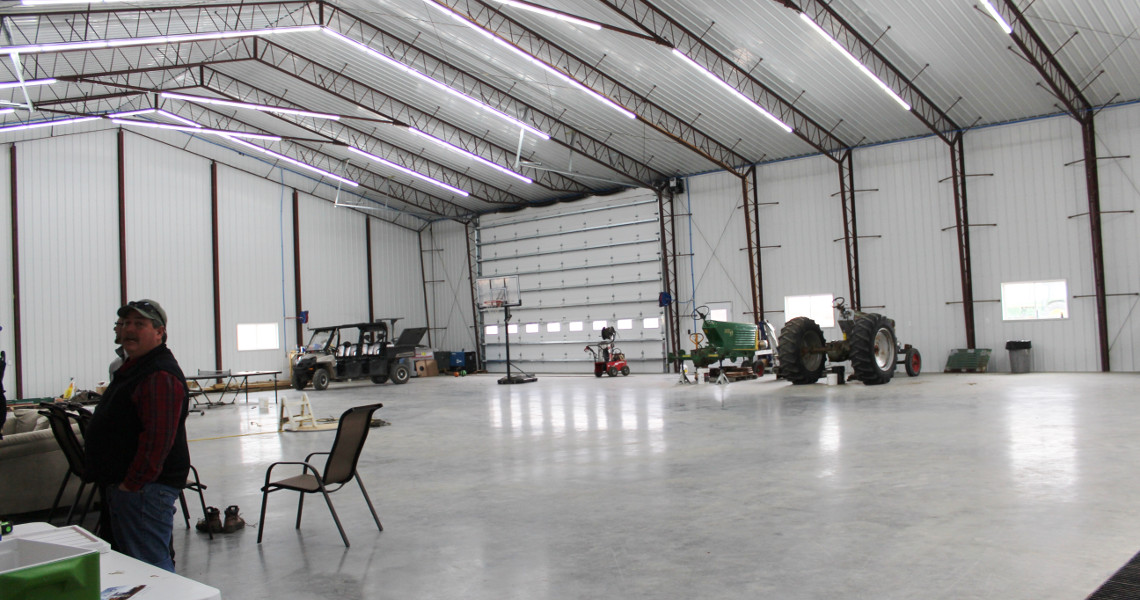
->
[257,403,384,547]
[38,402,98,527]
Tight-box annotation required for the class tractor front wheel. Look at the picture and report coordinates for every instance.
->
[851,314,897,385]
[777,317,826,385]
[904,347,922,377]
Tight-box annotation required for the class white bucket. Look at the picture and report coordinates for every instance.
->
[826,372,838,386]
[258,395,270,413]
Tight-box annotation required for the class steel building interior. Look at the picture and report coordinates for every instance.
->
[2,0,1140,598]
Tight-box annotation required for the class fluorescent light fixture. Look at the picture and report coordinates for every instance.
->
[105,109,202,128]
[21,0,173,4]
[492,0,602,30]
[424,1,636,119]
[160,92,341,120]
[0,116,100,134]
[0,25,321,56]
[671,49,793,133]
[227,137,359,187]
[979,0,1014,35]
[799,14,911,111]
[0,108,15,116]
[322,29,550,140]
[348,146,470,196]
[408,127,532,184]
[0,78,56,90]
[111,118,282,140]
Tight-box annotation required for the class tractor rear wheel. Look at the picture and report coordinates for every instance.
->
[851,314,897,385]
[777,317,826,385]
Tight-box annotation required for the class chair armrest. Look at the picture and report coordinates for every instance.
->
[304,451,330,463]
[262,460,320,487]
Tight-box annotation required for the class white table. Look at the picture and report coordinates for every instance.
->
[9,523,221,600]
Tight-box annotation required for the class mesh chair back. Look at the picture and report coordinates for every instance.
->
[38,404,86,478]
[322,403,383,485]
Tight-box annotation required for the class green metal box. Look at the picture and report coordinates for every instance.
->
[0,538,99,600]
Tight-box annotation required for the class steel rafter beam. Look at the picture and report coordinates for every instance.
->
[657,186,682,373]
[249,40,589,196]
[603,0,851,161]
[426,0,752,176]
[992,0,1109,371]
[323,5,663,187]
[781,0,978,347]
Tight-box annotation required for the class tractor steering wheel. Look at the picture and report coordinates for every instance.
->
[694,305,710,321]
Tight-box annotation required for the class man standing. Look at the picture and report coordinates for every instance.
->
[85,300,190,572]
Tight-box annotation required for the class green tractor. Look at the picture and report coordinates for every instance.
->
[668,306,776,375]
[776,297,921,385]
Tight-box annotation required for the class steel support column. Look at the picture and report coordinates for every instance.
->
[465,219,484,372]
[1081,117,1110,371]
[658,186,682,372]
[838,152,860,310]
[741,167,762,321]
[949,136,977,348]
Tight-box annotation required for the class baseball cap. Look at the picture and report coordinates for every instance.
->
[117,299,167,328]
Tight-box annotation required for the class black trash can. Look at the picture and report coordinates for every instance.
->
[1005,340,1032,373]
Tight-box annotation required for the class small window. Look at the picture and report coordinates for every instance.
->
[507,323,518,334]
[547,322,561,333]
[237,323,279,351]
[617,319,633,330]
[485,324,499,335]
[1002,280,1068,320]
[592,320,607,331]
[525,323,539,333]
[643,317,660,329]
[709,309,728,321]
[569,321,584,332]
[785,294,835,328]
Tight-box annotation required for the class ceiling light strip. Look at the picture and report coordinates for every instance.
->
[0,108,15,116]
[0,25,321,56]
[160,92,341,120]
[0,116,100,134]
[111,118,282,140]
[492,0,602,31]
[424,1,635,119]
[979,1,1014,35]
[408,127,532,184]
[227,137,359,187]
[347,146,470,196]
[671,49,793,133]
[323,29,550,141]
[0,78,56,90]
[799,14,911,111]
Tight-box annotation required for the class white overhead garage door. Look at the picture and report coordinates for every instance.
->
[477,189,665,374]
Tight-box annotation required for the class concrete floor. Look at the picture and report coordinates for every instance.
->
[165,371,1140,600]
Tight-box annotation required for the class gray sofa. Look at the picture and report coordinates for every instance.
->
[0,408,81,517]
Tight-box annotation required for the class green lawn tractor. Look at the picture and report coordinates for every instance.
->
[775,297,921,385]
[668,306,777,377]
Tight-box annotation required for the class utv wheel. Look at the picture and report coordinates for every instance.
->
[607,366,618,377]
[904,347,922,377]
[620,366,630,376]
[312,368,331,391]
[851,314,897,385]
[777,317,827,385]
[390,363,410,385]
[291,374,309,391]
[371,374,389,384]
[595,371,603,378]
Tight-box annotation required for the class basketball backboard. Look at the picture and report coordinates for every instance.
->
[476,275,521,309]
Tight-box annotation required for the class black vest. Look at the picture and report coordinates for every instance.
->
[85,344,191,488]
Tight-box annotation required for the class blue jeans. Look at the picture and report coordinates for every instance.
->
[106,483,179,572]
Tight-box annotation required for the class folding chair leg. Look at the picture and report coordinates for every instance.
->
[295,493,305,529]
[319,488,350,547]
[179,492,191,529]
[47,472,71,525]
[65,482,88,525]
[257,489,270,544]
[75,484,99,528]
[354,473,383,532]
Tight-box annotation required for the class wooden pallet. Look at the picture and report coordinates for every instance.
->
[704,366,758,383]
[944,348,992,373]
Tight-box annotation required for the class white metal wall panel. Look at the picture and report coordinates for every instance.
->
[423,220,476,353]
[0,144,13,398]
[965,116,1099,372]
[754,155,851,336]
[852,136,966,373]
[478,190,664,374]
[16,131,121,397]
[1091,103,1140,372]
[216,166,297,374]
[297,194,369,328]
[368,217,428,334]
[673,172,754,333]
[122,134,215,375]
